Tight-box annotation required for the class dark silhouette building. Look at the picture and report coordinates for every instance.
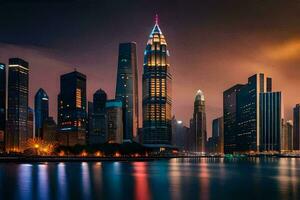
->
[106,99,123,144]
[171,116,188,150]
[259,92,282,152]
[0,63,6,151]
[293,104,300,150]
[115,42,139,141]
[43,117,57,143]
[27,107,34,139]
[6,58,29,152]
[212,116,224,153]
[57,70,87,146]
[281,120,293,151]
[223,84,244,154]
[34,88,49,138]
[190,90,207,152]
[91,89,107,144]
[142,17,172,146]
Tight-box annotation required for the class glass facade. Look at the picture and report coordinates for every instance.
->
[236,74,265,152]
[34,88,49,139]
[115,42,139,140]
[106,99,123,144]
[6,58,29,152]
[259,92,281,152]
[142,19,172,145]
[57,71,87,146]
[191,90,206,152]
[223,84,244,154]
[91,89,107,144]
[293,104,300,150]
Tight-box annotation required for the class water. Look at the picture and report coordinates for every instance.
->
[0,158,299,200]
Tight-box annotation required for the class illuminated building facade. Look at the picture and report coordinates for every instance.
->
[259,92,282,152]
[115,42,139,141]
[191,90,207,152]
[6,58,29,152]
[106,99,123,144]
[0,63,5,152]
[223,84,244,154]
[57,70,87,146]
[91,89,107,144]
[236,74,272,152]
[34,88,49,138]
[142,17,172,146]
[293,104,300,150]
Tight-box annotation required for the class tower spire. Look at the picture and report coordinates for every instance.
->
[155,14,159,25]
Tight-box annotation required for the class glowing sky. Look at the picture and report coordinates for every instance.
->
[1,0,300,136]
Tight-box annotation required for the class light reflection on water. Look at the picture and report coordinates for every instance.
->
[0,158,299,200]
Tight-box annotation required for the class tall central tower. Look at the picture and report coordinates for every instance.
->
[142,16,172,146]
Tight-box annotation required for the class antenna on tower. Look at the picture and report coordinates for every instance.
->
[155,14,159,25]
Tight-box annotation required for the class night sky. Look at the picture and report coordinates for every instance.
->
[1,0,300,136]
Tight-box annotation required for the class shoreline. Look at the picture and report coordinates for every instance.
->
[0,154,299,163]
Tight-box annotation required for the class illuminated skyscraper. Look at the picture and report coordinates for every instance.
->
[115,42,139,141]
[34,88,49,138]
[6,58,29,152]
[142,16,172,146]
[191,90,207,152]
[0,63,5,151]
[57,70,87,146]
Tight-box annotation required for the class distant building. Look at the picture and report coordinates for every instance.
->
[57,70,87,146]
[106,99,123,144]
[259,92,282,152]
[212,117,224,153]
[6,58,29,152]
[281,120,293,151]
[115,42,139,141]
[27,107,34,139]
[223,84,243,154]
[142,17,172,146]
[87,101,93,144]
[42,117,57,143]
[91,89,107,144]
[34,88,49,138]
[190,90,207,152]
[293,104,300,150]
[0,63,6,152]
[171,116,188,150]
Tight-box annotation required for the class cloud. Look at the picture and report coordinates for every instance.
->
[263,39,300,61]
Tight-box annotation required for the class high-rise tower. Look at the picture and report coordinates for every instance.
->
[34,88,49,139]
[57,70,87,146]
[115,42,139,141]
[191,90,207,152]
[90,89,107,144]
[6,58,29,152]
[0,63,6,151]
[293,104,300,150]
[142,16,172,146]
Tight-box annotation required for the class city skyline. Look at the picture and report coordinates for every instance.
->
[1,1,300,137]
